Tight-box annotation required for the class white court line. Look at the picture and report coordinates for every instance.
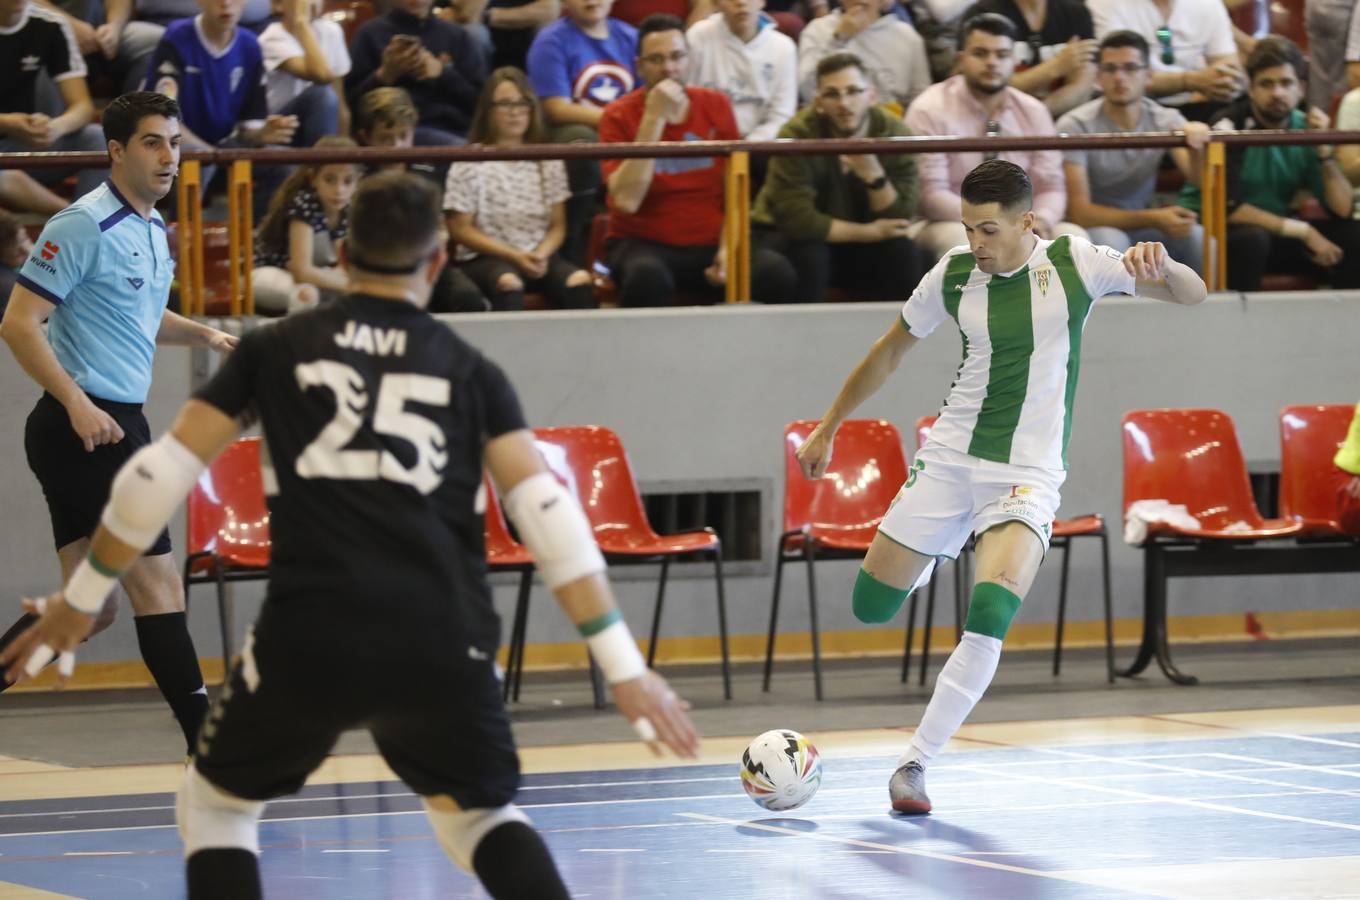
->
[63,850,134,856]
[1206,753,1360,781]
[578,848,646,853]
[320,849,389,854]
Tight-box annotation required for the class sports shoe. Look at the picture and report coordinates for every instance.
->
[888,761,932,814]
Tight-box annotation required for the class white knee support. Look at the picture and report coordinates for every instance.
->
[422,801,531,872]
[102,433,204,548]
[176,766,265,856]
[503,472,605,590]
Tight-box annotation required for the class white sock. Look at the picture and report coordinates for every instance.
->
[898,631,1003,769]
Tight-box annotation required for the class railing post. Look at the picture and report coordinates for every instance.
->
[1201,141,1226,292]
[1212,142,1226,291]
[227,160,254,316]
[725,150,751,303]
[176,159,203,316]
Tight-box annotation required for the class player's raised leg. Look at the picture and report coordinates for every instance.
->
[891,521,1044,813]
[855,532,935,625]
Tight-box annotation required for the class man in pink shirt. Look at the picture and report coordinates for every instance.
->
[905,12,1085,260]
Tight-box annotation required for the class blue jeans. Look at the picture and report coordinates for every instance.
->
[278,83,339,149]
[1087,225,1204,277]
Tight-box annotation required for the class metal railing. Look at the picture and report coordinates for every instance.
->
[5,128,1356,313]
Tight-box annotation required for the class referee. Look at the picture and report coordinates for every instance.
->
[0,92,237,752]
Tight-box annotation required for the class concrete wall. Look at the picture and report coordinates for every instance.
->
[2,292,1357,664]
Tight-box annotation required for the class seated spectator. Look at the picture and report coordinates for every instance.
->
[0,0,108,198]
[1304,0,1353,110]
[600,13,794,304]
[904,0,977,80]
[352,86,490,312]
[0,171,67,218]
[1338,83,1360,219]
[443,0,561,70]
[251,135,359,314]
[609,0,708,27]
[259,0,351,142]
[0,209,33,315]
[1180,37,1360,291]
[752,52,923,301]
[445,68,594,310]
[960,0,1096,116]
[798,0,930,109]
[346,0,487,146]
[905,12,1083,261]
[143,0,296,218]
[687,0,797,140]
[1087,0,1244,122]
[1058,31,1208,274]
[527,0,638,261]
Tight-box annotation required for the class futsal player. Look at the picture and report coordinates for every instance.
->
[2,170,700,899]
[795,160,1207,814]
[0,91,238,752]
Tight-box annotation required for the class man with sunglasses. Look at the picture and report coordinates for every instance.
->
[1087,0,1245,121]
[1058,30,1209,274]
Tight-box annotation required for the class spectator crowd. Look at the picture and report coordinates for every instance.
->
[2,0,1359,308]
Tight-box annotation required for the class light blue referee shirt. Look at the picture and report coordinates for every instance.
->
[16,181,173,405]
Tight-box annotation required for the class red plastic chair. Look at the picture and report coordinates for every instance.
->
[183,437,271,668]
[533,426,731,699]
[1122,409,1303,541]
[1279,404,1358,537]
[765,419,909,700]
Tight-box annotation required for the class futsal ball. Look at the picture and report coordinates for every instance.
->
[740,729,823,811]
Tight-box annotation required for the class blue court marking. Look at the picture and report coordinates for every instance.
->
[2,730,1359,898]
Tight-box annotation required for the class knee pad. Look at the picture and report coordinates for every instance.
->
[422,801,531,873]
[962,582,1022,640]
[177,766,265,856]
[852,568,911,624]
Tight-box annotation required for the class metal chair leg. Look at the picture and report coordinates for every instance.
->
[712,547,732,700]
[646,557,670,669]
[901,571,923,684]
[762,540,788,692]
[504,569,531,702]
[805,543,824,701]
[587,649,605,710]
[1099,528,1115,684]
[213,558,235,668]
[919,570,937,686]
[1053,538,1072,676]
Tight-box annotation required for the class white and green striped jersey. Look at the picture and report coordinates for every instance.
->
[901,234,1136,470]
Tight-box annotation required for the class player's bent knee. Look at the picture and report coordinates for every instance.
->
[852,568,911,624]
[962,582,1022,640]
[422,800,530,872]
[177,766,265,856]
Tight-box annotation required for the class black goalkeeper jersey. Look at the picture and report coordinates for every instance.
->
[195,293,526,648]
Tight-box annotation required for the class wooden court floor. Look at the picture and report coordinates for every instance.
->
[1,705,1358,898]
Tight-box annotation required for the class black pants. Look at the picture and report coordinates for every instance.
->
[458,253,593,311]
[1227,220,1360,291]
[755,228,926,302]
[428,266,490,314]
[605,238,797,306]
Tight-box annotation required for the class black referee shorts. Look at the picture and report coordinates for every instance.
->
[194,601,521,809]
[24,392,173,555]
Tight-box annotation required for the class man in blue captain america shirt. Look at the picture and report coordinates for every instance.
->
[526,0,637,263]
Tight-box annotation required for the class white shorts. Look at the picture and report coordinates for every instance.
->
[878,443,1065,561]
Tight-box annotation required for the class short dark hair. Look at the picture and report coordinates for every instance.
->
[958,12,1016,50]
[815,52,866,84]
[637,13,686,51]
[1098,30,1149,66]
[961,160,1033,211]
[102,91,180,148]
[346,171,443,273]
[1246,35,1305,82]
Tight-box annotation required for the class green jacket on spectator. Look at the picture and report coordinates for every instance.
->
[751,105,919,243]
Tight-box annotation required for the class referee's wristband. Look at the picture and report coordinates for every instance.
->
[64,554,121,615]
[579,610,647,684]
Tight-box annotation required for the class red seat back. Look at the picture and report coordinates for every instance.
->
[1121,409,1266,532]
[532,426,657,539]
[186,437,271,568]
[482,476,531,564]
[781,419,909,534]
[1280,404,1355,527]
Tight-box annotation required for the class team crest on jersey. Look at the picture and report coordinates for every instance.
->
[1033,267,1051,296]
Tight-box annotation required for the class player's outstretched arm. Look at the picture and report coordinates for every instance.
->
[0,400,241,685]
[1124,241,1207,306]
[797,319,920,479]
[485,429,701,760]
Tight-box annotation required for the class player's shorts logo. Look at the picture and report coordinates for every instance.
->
[40,240,59,261]
[904,459,925,488]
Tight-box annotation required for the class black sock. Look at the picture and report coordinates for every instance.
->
[472,821,570,899]
[0,613,40,694]
[187,848,261,900]
[134,612,209,752]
